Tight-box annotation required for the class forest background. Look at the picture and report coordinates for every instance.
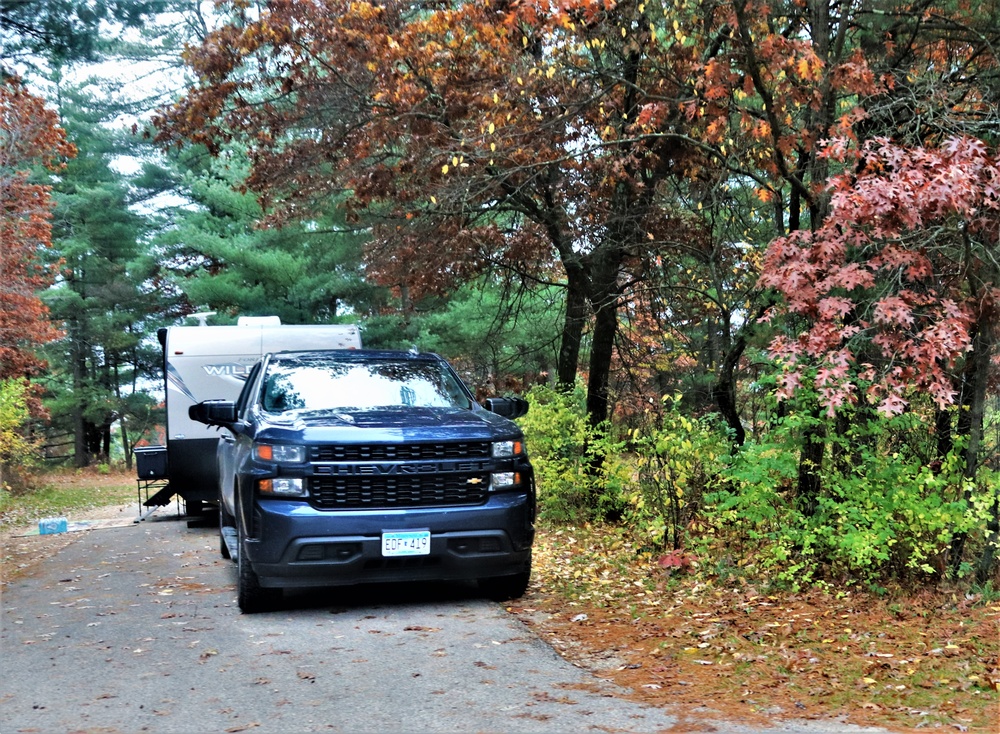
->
[2,0,1000,597]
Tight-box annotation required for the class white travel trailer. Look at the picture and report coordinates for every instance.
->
[147,317,362,511]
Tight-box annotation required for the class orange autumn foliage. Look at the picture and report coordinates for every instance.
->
[0,77,74,381]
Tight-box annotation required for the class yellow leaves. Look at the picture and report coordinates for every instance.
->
[488,122,495,134]
[441,164,449,175]
[795,53,824,81]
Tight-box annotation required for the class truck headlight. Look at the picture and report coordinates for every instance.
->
[491,440,523,458]
[259,477,306,497]
[491,471,522,490]
[254,444,306,463]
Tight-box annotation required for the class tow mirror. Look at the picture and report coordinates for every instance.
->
[189,400,238,426]
[483,396,529,420]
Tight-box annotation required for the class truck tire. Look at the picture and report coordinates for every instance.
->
[237,521,281,613]
[479,555,532,601]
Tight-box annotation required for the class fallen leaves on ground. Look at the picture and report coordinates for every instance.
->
[509,523,1000,732]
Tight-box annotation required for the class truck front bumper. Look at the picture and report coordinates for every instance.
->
[243,491,534,589]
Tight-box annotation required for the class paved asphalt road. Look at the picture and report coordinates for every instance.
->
[1,513,888,734]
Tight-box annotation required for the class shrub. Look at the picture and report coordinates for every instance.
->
[0,379,40,494]
[521,386,729,546]
[702,411,983,589]
[621,395,729,551]
[519,383,596,522]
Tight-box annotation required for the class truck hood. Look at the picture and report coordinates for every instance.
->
[255,407,518,443]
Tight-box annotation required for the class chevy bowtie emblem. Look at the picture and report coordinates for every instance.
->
[466,477,483,485]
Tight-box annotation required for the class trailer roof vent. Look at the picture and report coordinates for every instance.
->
[238,316,282,327]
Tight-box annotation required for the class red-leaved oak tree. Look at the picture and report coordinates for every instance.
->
[761,135,999,480]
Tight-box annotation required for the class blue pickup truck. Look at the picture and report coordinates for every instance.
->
[189,349,535,613]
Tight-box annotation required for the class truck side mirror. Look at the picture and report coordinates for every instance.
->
[189,400,238,426]
[483,397,529,420]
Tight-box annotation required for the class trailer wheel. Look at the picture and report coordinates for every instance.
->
[236,521,280,613]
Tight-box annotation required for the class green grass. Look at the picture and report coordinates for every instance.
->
[0,469,135,529]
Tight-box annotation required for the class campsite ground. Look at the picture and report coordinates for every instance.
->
[2,468,997,732]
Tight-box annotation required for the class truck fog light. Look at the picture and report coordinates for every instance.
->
[491,471,521,490]
[259,477,306,496]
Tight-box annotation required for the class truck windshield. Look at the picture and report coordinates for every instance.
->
[261,358,473,414]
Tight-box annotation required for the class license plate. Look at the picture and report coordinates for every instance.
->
[381,531,431,557]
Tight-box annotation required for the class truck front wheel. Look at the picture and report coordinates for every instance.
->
[237,522,281,613]
[479,555,531,601]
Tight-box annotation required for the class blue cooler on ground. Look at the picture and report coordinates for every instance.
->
[39,517,68,534]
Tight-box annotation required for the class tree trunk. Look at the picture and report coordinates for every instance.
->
[585,288,618,426]
[114,360,132,471]
[712,331,747,448]
[584,233,626,427]
[71,318,89,469]
[975,496,999,585]
[934,408,953,466]
[797,402,826,516]
[949,317,995,576]
[557,277,587,389]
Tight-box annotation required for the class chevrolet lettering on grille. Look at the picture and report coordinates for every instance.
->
[314,461,492,476]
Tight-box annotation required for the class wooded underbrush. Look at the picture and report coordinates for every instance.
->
[520,384,1000,593]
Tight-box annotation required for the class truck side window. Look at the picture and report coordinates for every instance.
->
[235,363,262,419]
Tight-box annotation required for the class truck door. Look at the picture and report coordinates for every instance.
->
[219,361,263,517]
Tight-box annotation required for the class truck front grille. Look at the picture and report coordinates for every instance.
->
[310,442,490,462]
[310,474,490,509]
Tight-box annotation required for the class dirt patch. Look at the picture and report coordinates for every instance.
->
[509,581,1000,733]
